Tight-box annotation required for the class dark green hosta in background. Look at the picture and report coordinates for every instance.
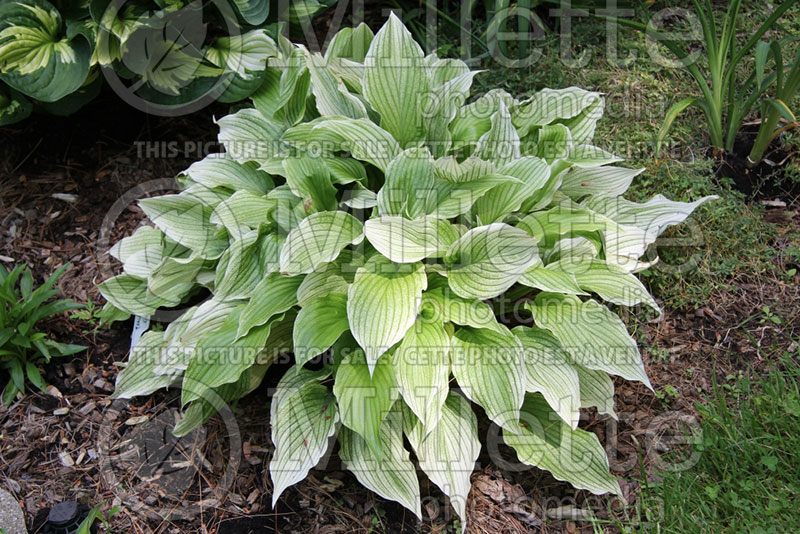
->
[98,15,714,530]
[0,0,334,124]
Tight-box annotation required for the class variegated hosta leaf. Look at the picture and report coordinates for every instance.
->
[376,147,436,219]
[519,264,587,295]
[422,287,507,335]
[347,255,427,374]
[98,274,189,317]
[281,155,338,212]
[504,393,621,495]
[576,365,617,419]
[181,307,277,405]
[512,87,602,137]
[0,0,92,102]
[473,100,520,167]
[214,229,282,300]
[112,330,174,399]
[0,84,31,125]
[293,292,350,367]
[362,12,429,147]
[364,216,459,263]
[549,258,660,311]
[184,153,274,195]
[566,145,622,168]
[139,193,227,258]
[559,165,644,199]
[333,349,399,458]
[216,108,287,166]
[393,317,450,433]
[471,156,550,224]
[295,259,352,306]
[210,190,276,239]
[583,194,718,238]
[512,326,580,429]
[279,211,364,276]
[304,47,367,119]
[536,123,573,161]
[307,118,401,171]
[236,273,303,340]
[339,408,421,518]
[270,368,338,504]
[445,223,540,300]
[206,29,276,77]
[404,393,480,526]
[450,326,526,431]
[527,293,652,388]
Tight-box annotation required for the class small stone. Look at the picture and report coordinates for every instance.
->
[53,407,70,416]
[0,488,26,534]
[125,415,149,425]
[58,451,75,467]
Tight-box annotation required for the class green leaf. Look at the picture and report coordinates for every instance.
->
[393,318,450,433]
[305,118,401,171]
[362,12,429,147]
[25,361,46,391]
[403,393,479,525]
[139,193,227,258]
[339,408,421,518]
[0,84,32,126]
[182,309,275,405]
[236,273,303,340]
[185,153,274,195]
[535,123,572,161]
[445,223,539,300]
[293,292,350,367]
[550,258,660,311]
[655,97,698,157]
[471,156,549,223]
[512,326,580,428]
[0,0,92,102]
[566,145,623,168]
[347,256,427,374]
[504,393,621,495]
[527,293,651,388]
[279,211,364,276]
[112,330,176,399]
[281,155,338,212]
[333,349,399,458]
[216,108,287,167]
[422,287,507,335]
[295,259,352,306]
[450,326,526,431]
[519,265,587,295]
[270,368,337,504]
[304,48,367,119]
[230,0,269,25]
[473,100,520,167]
[214,230,282,300]
[364,216,459,263]
[376,147,436,219]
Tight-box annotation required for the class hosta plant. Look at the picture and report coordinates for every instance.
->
[0,0,334,122]
[99,14,714,528]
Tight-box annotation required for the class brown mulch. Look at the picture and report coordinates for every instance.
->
[1,98,799,534]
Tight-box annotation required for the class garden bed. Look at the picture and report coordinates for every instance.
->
[1,95,798,533]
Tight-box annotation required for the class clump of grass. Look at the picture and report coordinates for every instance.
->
[643,351,800,533]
